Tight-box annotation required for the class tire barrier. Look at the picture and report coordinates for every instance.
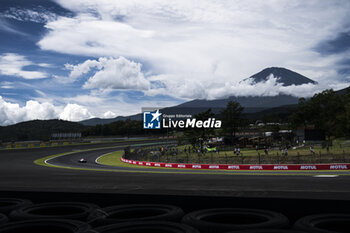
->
[9,202,99,221]
[94,221,199,233]
[0,214,8,225]
[182,208,290,233]
[121,157,350,171]
[0,219,90,233]
[1,196,349,233]
[88,204,184,226]
[294,214,350,233]
[0,198,32,215]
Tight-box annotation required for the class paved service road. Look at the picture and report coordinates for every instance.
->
[0,141,350,200]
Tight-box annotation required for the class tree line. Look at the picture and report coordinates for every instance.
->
[290,89,350,138]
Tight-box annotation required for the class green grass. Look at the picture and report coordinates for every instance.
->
[97,151,188,170]
[97,151,133,167]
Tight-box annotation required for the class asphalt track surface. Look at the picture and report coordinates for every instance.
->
[1,140,350,200]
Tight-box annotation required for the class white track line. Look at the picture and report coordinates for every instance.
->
[44,152,80,165]
[95,152,113,165]
[45,150,116,166]
[313,175,339,178]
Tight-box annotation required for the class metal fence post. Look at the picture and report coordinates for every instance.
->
[297,152,300,164]
[319,151,321,163]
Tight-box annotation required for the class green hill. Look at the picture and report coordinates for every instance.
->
[0,119,86,142]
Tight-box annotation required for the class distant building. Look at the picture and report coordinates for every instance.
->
[51,133,82,139]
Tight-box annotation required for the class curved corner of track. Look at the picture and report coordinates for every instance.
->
[35,145,350,176]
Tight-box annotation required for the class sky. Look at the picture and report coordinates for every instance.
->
[0,0,350,125]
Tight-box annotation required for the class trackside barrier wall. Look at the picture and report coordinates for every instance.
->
[121,157,350,170]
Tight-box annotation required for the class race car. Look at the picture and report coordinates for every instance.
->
[206,146,217,152]
[78,158,87,163]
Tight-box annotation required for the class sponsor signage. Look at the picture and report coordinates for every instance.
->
[330,165,347,169]
[121,157,350,171]
[274,165,289,170]
[300,165,317,170]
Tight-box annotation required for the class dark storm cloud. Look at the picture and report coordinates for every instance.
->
[315,31,350,55]
[337,59,350,75]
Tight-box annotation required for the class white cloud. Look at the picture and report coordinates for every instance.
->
[146,74,349,100]
[0,96,96,125]
[0,97,26,126]
[25,100,60,120]
[0,19,29,36]
[61,92,181,119]
[2,7,57,23]
[146,74,208,99]
[62,95,104,105]
[37,0,350,99]
[38,63,54,68]
[65,57,150,90]
[0,53,47,79]
[0,86,13,89]
[103,111,117,118]
[64,59,102,81]
[0,97,59,125]
[59,104,94,121]
[0,82,14,89]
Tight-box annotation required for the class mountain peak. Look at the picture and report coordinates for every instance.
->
[242,67,317,86]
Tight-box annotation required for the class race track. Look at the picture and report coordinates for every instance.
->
[1,140,350,200]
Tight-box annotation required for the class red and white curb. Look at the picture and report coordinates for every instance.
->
[121,157,350,170]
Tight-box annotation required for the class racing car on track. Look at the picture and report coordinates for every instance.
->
[78,158,87,163]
